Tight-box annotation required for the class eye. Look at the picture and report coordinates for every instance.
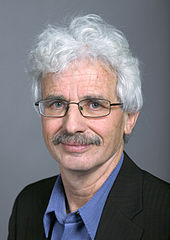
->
[85,99,106,111]
[46,100,66,110]
[90,101,101,109]
[53,101,63,108]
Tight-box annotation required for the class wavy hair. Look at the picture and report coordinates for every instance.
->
[29,14,143,113]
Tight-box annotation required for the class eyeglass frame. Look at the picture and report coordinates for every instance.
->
[35,97,123,118]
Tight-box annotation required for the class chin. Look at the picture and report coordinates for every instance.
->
[59,156,97,173]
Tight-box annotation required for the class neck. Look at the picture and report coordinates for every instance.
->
[60,144,124,213]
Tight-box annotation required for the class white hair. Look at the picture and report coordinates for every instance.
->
[29,14,143,113]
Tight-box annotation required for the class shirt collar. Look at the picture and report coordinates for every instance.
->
[43,152,124,239]
[43,176,66,237]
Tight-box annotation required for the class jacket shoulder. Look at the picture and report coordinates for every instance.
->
[124,152,170,192]
[142,169,170,201]
[143,169,170,187]
[16,175,57,203]
[124,153,170,238]
[8,176,57,240]
[20,175,57,194]
[123,152,170,216]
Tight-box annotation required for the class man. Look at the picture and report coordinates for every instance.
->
[8,14,170,240]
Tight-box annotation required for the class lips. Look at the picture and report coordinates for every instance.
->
[61,142,90,153]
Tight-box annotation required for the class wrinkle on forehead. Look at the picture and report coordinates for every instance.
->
[42,61,118,100]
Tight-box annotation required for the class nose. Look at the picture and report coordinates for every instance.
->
[62,103,87,134]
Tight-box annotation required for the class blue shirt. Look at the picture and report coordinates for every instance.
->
[43,153,124,240]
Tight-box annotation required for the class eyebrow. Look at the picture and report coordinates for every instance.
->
[82,95,107,100]
[44,95,67,101]
[44,94,108,101]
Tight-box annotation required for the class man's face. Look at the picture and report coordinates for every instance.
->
[41,60,136,173]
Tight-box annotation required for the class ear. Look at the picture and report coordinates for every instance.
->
[124,111,140,135]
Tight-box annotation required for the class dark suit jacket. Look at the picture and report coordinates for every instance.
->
[8,152,170,240]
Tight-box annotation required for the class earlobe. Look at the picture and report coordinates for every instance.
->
[124,111,140,135]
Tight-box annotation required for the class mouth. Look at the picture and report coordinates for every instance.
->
[61,142,91,153]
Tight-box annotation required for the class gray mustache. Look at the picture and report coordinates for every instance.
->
[52,131,101,146]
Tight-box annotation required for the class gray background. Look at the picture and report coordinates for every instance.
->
[0,0,169,239]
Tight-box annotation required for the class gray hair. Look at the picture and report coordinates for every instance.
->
[29,14,143,113]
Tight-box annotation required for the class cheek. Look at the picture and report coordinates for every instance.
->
[93,114,124,144]
[41,118,62,142]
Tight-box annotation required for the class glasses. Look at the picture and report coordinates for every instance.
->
[35,98,123,118]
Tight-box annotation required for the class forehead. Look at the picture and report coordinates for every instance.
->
[42,61,118,100]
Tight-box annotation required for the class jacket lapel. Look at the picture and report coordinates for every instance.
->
[35,176,57,240]
[95,152,144,240]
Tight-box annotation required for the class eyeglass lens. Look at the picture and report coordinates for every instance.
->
[39,98,111,117]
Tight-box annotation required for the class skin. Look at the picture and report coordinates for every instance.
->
[41,60,139,212]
